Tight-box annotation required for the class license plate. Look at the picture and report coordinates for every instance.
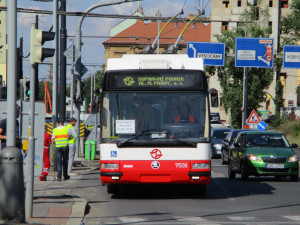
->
[266,164,284,169]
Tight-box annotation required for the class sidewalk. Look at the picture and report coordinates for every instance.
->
[25,158,99,225]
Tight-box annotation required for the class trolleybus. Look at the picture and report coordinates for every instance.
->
[99,54,211,194]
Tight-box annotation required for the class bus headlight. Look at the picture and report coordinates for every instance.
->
[101,163,119,169]
[192,163,210,169]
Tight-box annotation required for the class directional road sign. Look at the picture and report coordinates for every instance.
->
[235,37,274,68]
[283,45,300,69]
[257,121,267,131]
[187,42,225,66]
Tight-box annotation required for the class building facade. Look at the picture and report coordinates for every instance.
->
[210,0,299,122]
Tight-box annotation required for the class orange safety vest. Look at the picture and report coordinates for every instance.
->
[174,114,195,123]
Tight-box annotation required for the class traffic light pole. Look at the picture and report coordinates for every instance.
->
[25,64,36,219]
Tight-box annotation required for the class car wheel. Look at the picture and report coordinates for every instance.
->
[107,184,120,194]
[228,162,236,179]
[290,175,298,182]
[221,152,226,165]
[240,163,249,181]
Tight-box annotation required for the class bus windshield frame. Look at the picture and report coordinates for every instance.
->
[100,69,210,147]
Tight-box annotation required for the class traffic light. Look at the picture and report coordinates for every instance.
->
[25,80,30,100]
[30,25,55,64]
[75,79,84,102]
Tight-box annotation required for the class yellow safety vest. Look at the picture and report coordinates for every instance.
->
[66,124,76,144]
[53,126,69,148]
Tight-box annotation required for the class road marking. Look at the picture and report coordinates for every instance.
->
[282,216,300,221]
[227,216,257,221]
[174,216,208,222]
[119,216,148,223]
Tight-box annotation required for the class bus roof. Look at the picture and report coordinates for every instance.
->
[107,54,204,71]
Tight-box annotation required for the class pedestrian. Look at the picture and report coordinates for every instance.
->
[40,126,52,181]
[66,118,77,175]
[0,105,20,151]
[52,119,70,182]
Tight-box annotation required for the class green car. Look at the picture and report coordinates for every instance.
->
[228,131,299,181]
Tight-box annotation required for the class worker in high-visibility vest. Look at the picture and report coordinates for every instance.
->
[66,118,77,175]
[52,120,70,182]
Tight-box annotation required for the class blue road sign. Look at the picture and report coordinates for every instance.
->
[187,42,225,66]
[235,37,274,68]
[283,45,300,69]
[257,121,267,131]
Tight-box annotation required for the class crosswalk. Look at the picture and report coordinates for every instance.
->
[96,215,300,224]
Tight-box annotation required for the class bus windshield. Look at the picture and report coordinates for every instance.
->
[101,92,209,146]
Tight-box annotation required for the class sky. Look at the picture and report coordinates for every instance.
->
[16,0,211,81]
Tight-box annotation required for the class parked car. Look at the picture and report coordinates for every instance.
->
[261,114,276,125]
[211,128,232,158]
[221,129,248,164]
[228,131,299,181]
[210,112,221,121]
[211,120,231,129]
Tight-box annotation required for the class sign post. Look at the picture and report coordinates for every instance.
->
[236,38,274,128]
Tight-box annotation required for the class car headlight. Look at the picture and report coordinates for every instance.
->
[288,155,298,162]
[213,144,222,149]
[192,163,210,169]
[247,154,261,162]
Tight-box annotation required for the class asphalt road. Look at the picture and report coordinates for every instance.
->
[78,157,300,225]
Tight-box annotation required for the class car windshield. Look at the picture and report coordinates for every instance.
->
[212,130,231,139]
[101,92,209,146]
[245,133,289,148]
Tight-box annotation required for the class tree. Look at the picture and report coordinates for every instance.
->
[281,0,300,45]
[208,7,274,128]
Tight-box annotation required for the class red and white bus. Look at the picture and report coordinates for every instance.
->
[99,54,211,194]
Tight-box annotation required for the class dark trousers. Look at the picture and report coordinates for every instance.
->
[55,146,69,178]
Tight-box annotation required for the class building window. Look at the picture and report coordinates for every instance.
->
[280,73,287,86]
[269,21,272,33]
[237,0,241,7]
[281,0,288,8]
[223,0,230,8]
[222,22,229,31]
[269,0,273,7]
[247,0,257,6]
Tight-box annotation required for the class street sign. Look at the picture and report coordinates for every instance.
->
[187,42,225,66]
[75,62,88,76]
[263,91,272,102]
[257,121,267,131]
[64,44,81,62]
[283,45,300,68]
[246,109,261,124]
[235,37,274,68]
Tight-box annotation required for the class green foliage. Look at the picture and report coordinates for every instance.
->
[213,7,273,127]
[281,0,300,45]
[274,79,283,114]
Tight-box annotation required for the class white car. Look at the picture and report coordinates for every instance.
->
[210,120,231,128]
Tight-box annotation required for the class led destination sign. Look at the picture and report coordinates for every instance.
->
[105,70,206,90]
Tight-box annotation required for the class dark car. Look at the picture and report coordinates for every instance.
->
[221,129,248,164]
[228,131,299,181]
[211,128,232,158]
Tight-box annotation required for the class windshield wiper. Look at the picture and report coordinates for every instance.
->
[168,137,197,147]
[117,129,170,147]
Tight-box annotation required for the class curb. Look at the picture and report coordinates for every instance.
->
[66,197,87,225]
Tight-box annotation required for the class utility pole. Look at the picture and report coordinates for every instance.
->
[59,0,67,120]
[74,0,140,156]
